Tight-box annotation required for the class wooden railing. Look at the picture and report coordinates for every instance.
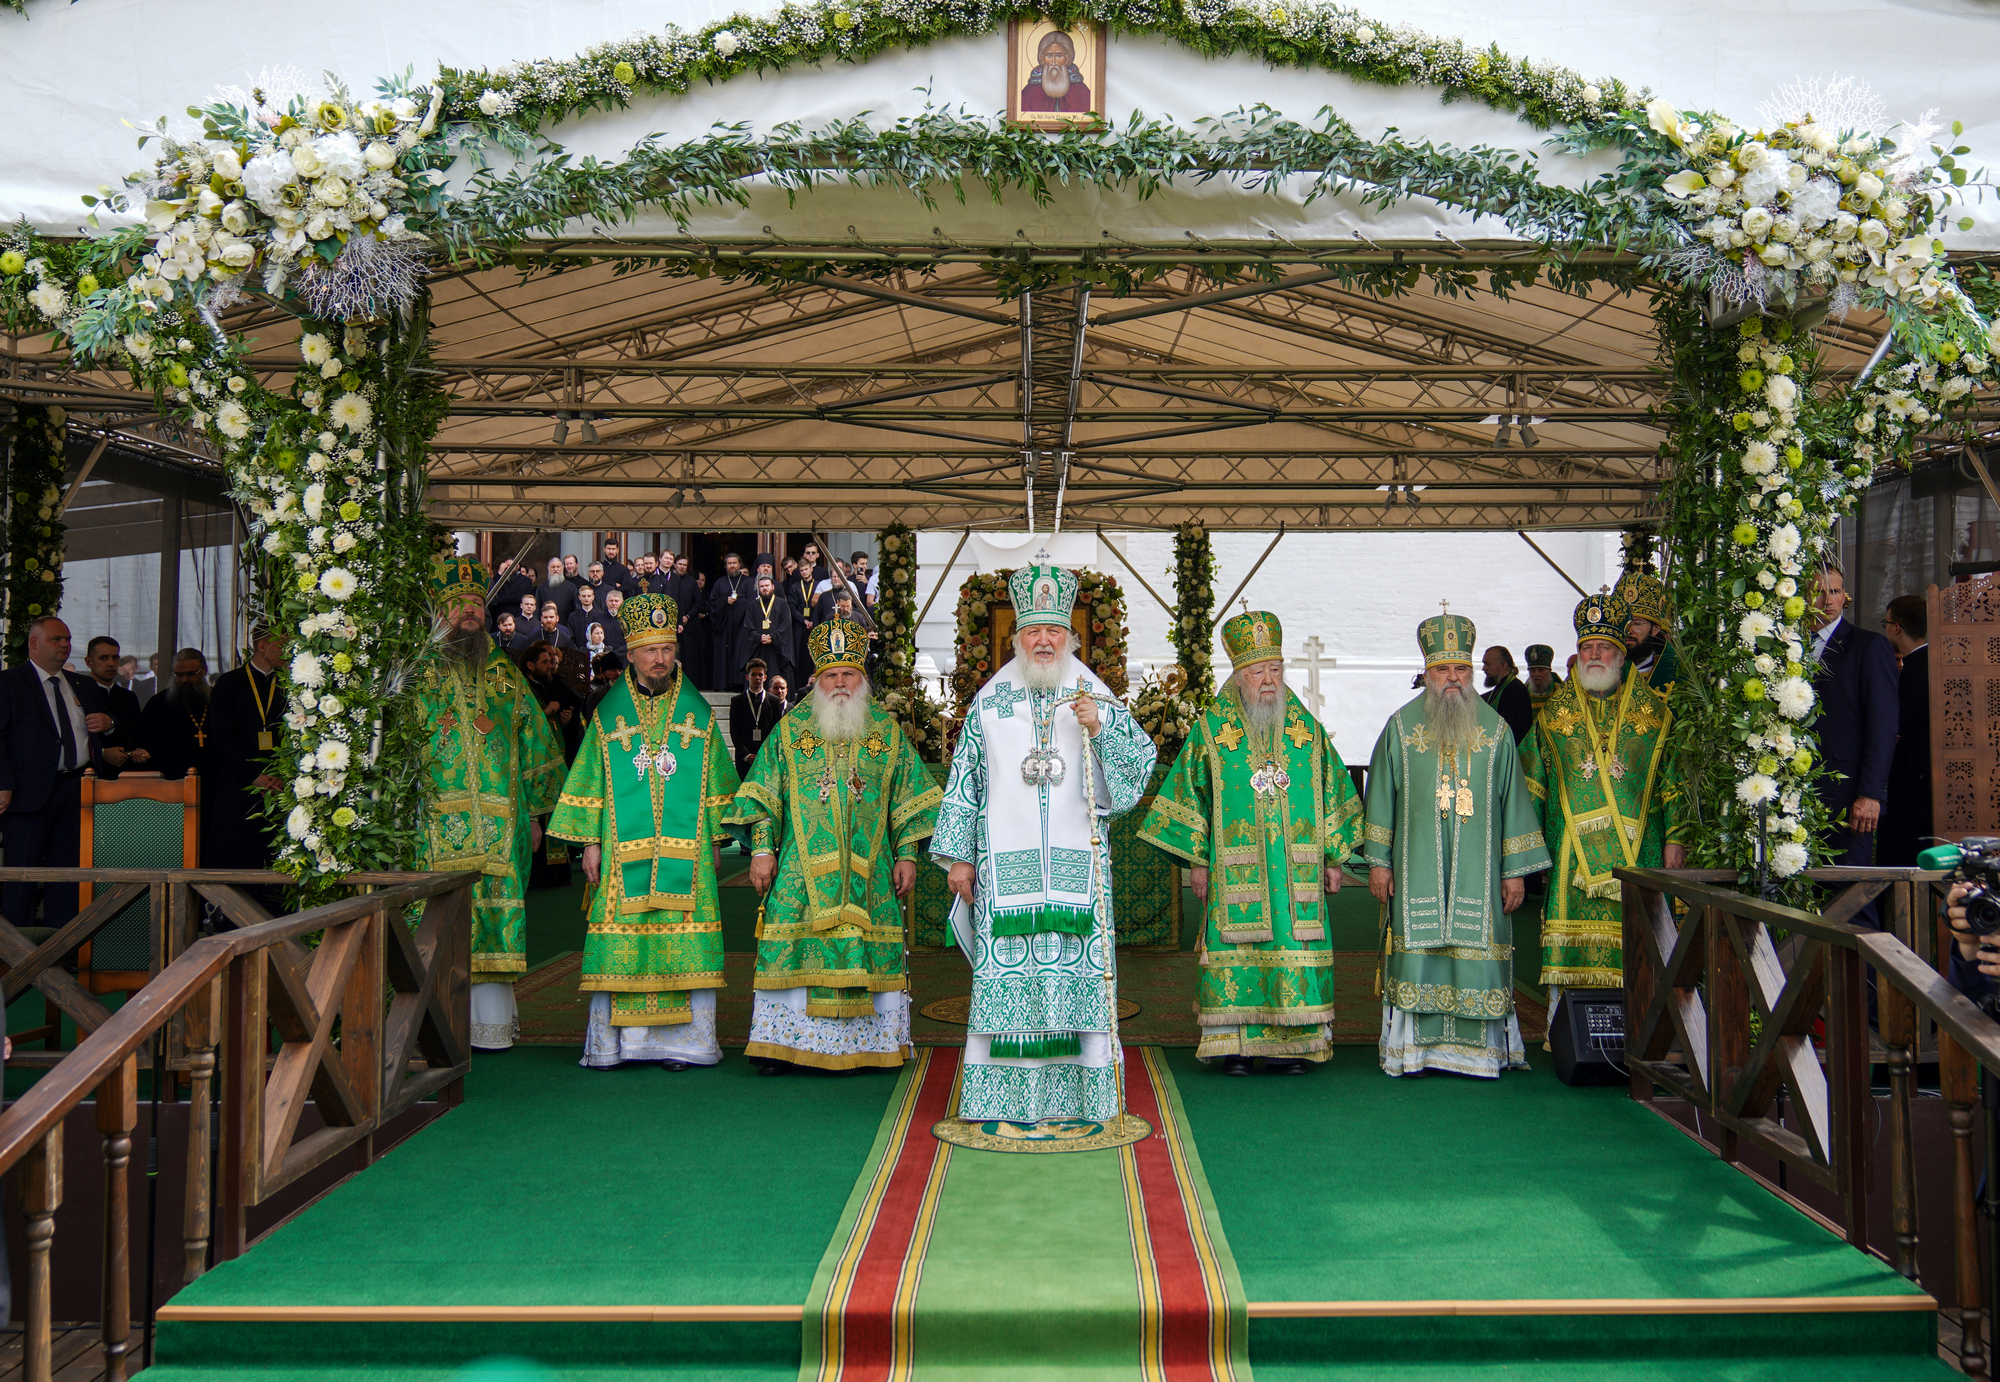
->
[0,867,478,1382]
[1619,865,1993,1375]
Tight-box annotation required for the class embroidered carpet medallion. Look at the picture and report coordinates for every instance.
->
[934,1112,1152,1153]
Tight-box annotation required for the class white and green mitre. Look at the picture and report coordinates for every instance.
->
[1008,562,1078,629]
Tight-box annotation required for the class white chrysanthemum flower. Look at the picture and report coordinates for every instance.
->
[286,805,312,840]
[330,392,372,432]
[1739,612,1776,644]
[1772,841,1810,877]
[1765,375,1799,412]
[1736,774,1779,806]
[27,282,68,318]
[713,28,740,54]
[1767,523,1802,560]
[1741,440,1778,475]
[319,567,359,601]
[303,483,325,520]
[214,401,252,440]
[1773,676,1815,720]
[316,739,351,771]
[291,651,324,686]
[299,333,333,366]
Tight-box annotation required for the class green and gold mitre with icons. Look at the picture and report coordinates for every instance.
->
[1614,569,1671,628]
[810,618,868,674]
[618,592,680,649]
[1417,608,1476,668]
[432,555,487,606]
[1574,592,1631,646]
[1008,562,1078,630]
[1524,644,1555,669]
[1220,610,1283,670]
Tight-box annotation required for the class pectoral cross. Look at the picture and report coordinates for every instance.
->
[671,712,703,748]
[604,716,645,750]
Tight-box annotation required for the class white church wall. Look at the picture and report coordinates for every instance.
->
[914,528,1618,756]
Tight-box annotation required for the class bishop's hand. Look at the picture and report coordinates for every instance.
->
[947,860,976,906]
[749,852,776,896]
[582,843,601,886]
[1368,866,1394,905]
[1189,865,1209,903]
[1501,877,1525,913]
[1071,692,1101,738]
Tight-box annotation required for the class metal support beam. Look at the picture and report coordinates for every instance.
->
[156,486,181,671]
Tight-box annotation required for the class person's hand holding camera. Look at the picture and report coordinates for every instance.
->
[1947,881,2000,979]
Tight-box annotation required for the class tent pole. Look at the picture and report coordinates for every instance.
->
[157,484,182,668]
[913,529,973,630]
[1211,525,1287,627]
[1091,528,1172,614]
[1515,530,1588,598]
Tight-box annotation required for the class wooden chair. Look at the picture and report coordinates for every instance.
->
[77,769,199,995]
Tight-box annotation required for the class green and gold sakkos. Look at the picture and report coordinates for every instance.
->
[724,701,941,1019]
[414,643,566,982]
[1519,672,1687,989]
[1140,683,1362,1060]
[548,668,740,1027]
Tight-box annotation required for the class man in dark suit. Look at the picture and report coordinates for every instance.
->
[206,625,289,879]
[0,617,112,930]
[729,659,785,779]
[83,635,149,774]
[1878,593,1932,868]
[1810,566,1899,919]
[1480,645,1535,743]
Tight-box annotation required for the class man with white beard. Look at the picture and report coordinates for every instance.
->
[1018,29,1094,113]
[724,619,941,1073]
[1520,594,1686,1023]
[1364,607,1551,1078]
[1141,612,1363,1074]
[932,563,1156,1128]
[412,557,567,1051]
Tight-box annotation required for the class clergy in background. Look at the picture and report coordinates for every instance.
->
[204,624,288,897]
[414,558,567,1051]
[1140,611,1363,1074]
[1520,593,1686,1022]
[1615,570,1679,693]
[740,571,796,688]
[931,563,1157,1125]
[725,618,942,1073]
[708,552,756,692]
[1364,609,1550,1079]
[1524,644,1561,714]
[550,593,741,1070]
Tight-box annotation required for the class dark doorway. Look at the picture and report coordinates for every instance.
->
[684,532,760,580]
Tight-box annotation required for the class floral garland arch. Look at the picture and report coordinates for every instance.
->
[949,569,1129,716]
[0,4,1991,892]
[2,404,67,664]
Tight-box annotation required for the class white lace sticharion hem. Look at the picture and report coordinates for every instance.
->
[747,988,910,1060]
[578,989,723,1068]
[1378,1006,1529,1079]
[470,982,519,1051]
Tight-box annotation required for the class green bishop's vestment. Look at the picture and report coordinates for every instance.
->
[1139,686,1363,1061]
[723,701,942,1067]
[1362,691,1551,1076]
[414,646,566,982]
[1519,673,1687,991]
[548,669,740,1027]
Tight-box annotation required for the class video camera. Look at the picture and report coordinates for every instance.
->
[1919,837,2000,937]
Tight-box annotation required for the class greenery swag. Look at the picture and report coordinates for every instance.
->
[870,522,948,761]
[2,404,66,665]
[1169,521,1217,701]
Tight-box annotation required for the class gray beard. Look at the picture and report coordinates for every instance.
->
[1016,648,1075,692]
[1423,682,1481,755]
[1041,66,1070,99]
[445,625,489,667]
[1237,682,1285,736]
[546,573,566,588]
[1577,658,1626,695]
[810,685,871,741]
[166,680,208,708]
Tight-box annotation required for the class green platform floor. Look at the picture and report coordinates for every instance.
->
[144,1041,1942,1382]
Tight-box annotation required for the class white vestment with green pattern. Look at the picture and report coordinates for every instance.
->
[931,657,1157,1123]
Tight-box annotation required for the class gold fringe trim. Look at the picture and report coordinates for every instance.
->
[744,1041,908,1071]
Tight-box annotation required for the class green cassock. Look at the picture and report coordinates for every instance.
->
[1519,672,1687,991]
[722,701,942,1054]
[548,669,740,1026]
[414,646,567,982]
[1362,691,1551,1073]
[1139,685,1363,1060]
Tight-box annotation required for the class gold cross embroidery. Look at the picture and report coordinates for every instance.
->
[1214,722,1245,752]
[671,713,703,748]
[1284,718,1312,749]
[795,729,823,757]
[604,716,644,749]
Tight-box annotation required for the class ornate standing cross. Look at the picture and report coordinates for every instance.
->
[1439,598,1450,615]
[1290,635,1334,716]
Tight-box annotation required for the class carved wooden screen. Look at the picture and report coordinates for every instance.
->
[1929,575,2000,841]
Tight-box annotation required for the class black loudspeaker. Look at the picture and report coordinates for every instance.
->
[1552,990,1627,1086]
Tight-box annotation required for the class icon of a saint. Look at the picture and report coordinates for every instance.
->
[1021,30,1092,113]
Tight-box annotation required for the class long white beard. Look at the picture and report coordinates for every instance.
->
[1237,680,1285,736]
[810,685,872,741]
[1423,681,1481,755]
[1040,66,1070,99]
[1577,657,1626,695]
[1016,647,1076,692]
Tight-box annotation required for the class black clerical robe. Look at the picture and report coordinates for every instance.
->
[735,592,796,687]
[141,692,231,864]
[708,571,757,690]
[729,686,785,778]
[785,569,818,687]
[487,567,534,622]
[207,664,287,871]
[535,579,578,621]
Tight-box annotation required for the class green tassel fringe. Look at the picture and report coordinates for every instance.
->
[990,905,1095,938]
[990,1032,1083,1059]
